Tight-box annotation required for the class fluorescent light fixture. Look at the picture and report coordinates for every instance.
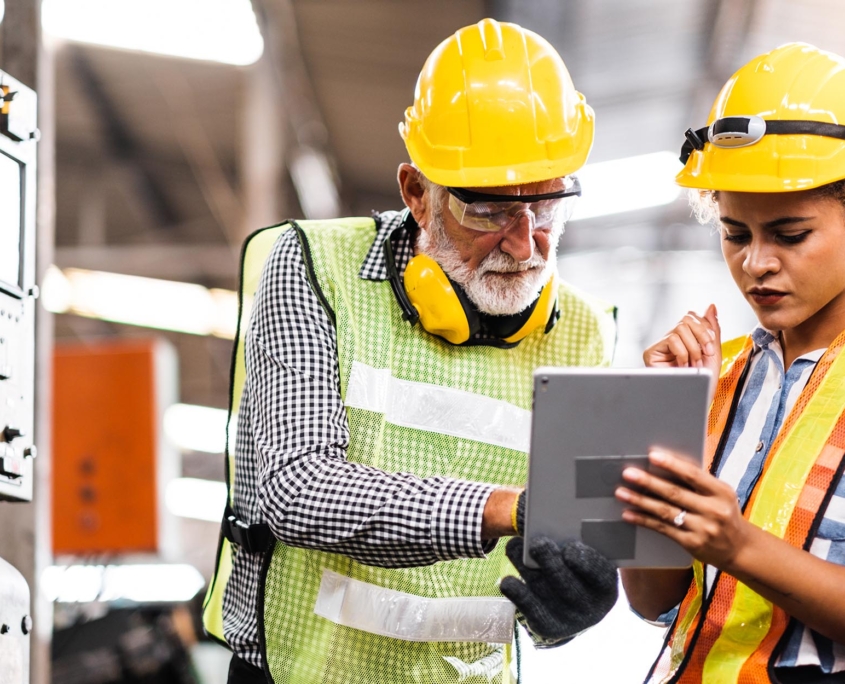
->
[42,266,238,339]
[41,563,205,603]
[164,403,229,454]
[570,151,682,221]
[0,1,5,25]
[41,0,264,66]
[165,477,227,522]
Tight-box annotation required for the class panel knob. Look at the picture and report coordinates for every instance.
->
[3,426,24,442]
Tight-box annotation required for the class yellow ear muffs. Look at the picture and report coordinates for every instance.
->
[502,275,558,344]
[403,254,558,345]
[404,254,471,345]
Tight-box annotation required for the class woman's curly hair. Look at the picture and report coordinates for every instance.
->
[689,179,845,228]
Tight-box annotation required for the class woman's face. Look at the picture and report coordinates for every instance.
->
[718,189,845,350]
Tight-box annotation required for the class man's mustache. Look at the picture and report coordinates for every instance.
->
[478,250,545,274]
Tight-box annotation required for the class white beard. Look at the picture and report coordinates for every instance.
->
[416,212,561,316]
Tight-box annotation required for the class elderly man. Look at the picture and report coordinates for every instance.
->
[206,18,619,684]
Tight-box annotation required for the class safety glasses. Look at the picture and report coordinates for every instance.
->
[445,176,581,233]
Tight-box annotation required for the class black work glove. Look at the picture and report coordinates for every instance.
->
[500,535,619,645]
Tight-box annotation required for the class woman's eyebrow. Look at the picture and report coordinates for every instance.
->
[762,216,813,229]
[719,216,813,229]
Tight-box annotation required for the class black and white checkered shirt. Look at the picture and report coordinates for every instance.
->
[222,210,499,667]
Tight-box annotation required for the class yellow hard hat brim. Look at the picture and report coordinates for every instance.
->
[676,134,845,192]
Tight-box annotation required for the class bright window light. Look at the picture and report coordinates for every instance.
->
[42,563,205,603]
[570,151,682,222]
[42,0,264,66]
[0,1,5,25]
[42,266,238,339]
[164,403,229,454]
[165,477,227,522]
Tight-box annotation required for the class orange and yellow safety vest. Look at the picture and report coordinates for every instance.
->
[646,332,845,683]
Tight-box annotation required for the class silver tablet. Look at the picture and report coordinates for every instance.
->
[523,367,712,568]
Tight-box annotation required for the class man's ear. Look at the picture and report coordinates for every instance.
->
[397,163,428,228]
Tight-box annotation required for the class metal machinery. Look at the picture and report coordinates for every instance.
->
[0,68,39,684]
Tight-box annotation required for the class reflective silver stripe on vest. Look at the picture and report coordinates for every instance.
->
[345,361,531,453]
[314,569,515,644]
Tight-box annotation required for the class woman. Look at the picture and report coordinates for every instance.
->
[618,43,845,683]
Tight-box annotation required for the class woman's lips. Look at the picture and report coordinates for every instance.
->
[748,289,787,306]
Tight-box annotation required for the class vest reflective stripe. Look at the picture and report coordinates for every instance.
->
[314,569,515,643]
[648,331,845,683]
[345,360,532,452]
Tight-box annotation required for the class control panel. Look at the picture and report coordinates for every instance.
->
[0,558,30,684]
[0,70,38,502]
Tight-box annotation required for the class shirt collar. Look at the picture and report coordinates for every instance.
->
[750,326,826,363]
[358,209,414,281]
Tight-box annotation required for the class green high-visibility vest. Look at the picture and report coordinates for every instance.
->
[204,217,616,683]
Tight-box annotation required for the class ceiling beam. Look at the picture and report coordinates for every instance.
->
[70,49,181,229]
[152,69,244,249]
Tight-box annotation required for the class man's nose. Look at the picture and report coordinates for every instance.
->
[498,212,535,262]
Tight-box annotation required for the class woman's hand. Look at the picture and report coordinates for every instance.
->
[617,449,845,645]
[615,448,753,571]
[644,304,722,379]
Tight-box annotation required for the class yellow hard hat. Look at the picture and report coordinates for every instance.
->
[399,18,594,188]
[677,42,845,192]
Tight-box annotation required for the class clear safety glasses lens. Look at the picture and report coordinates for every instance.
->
[445,178,580,233]
[447,195,578,233]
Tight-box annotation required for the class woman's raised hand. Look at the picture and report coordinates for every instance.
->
[643,303,721,379]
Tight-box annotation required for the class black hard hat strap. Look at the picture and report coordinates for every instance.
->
[679,119,845,164]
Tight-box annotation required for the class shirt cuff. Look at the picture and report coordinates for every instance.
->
[516,610,577,649]
[629,603,678,628]
[430,479,496,561]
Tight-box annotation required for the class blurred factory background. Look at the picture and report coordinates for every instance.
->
[1,0,845,682]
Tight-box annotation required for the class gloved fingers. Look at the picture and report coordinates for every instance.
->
[500,576,564,638]
[505,536,542,582]
[507,537,581,608]
[561,541,619,595]
[528,536,569,574]
[499,575,535,610]
[527,536,582,598]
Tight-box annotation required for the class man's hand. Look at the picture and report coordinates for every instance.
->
[500,536,618,644]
